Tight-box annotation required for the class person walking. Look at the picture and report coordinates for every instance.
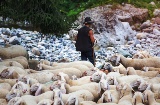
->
[75,17,96,66]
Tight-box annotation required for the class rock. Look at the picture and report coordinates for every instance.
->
[140,20,151,30]
[136,33,147,40]
[153,9,160,17]
[153,17,160,25]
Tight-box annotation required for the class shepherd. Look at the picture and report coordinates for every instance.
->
[75,17,97,66]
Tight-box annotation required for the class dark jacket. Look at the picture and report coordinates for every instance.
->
[75,26,93,52]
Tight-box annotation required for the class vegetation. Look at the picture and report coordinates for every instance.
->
[0,0,160,35]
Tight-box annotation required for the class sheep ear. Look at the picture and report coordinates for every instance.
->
[60,99,64,105]
[113,76,118,85]
[98,82,102,94]
[146,83,151,90]
[35,85,42,96]
[116,55,121,65]
[75,97,79,105]
[142,93,145,103]
[97,94,104,103]
[132,95,136,105]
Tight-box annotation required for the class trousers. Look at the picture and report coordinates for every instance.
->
[81,49,95,66]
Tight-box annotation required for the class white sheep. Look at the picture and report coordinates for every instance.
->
[143,90,160,105]
[116,82,134,105]
[18,76,39,87]
[21,72,55,84]
[41,60,94,69]
[41,67,82,78]
[37,99,53,105]
[4,56,29,69]
[65,78,110,102]
[30,82,53,96]
[11,81,30,95]
[110,54,160,70]
[79,101,96,105]
[117,75,143,84]
[0,45,28,60]
[56,72,91,86]
[142,67,160,72]
[0,79,17,87]
[0,99,7,105]
[97,90,119,104]
[132,92,145,105]
[62,89,94,105]
[0,60,24,69]
[132,50,152,59]
[112,63,127,75]
[38,63,91,74]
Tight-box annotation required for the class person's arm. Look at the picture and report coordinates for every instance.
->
[88,29,95,44]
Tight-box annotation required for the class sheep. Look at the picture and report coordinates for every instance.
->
[56,72,91,86]
[112,63,127,75]
[126,67,159,77]
[132,92,145,105]
[0,88,9,99]
[18,76,39,86]
[30,82,53,96]
[110,54,160,70]
[7,97,22,105]
[28,59,39,70]
[116,82,134,105]
[62,89,94,105]
[11,81,30,95]
[82,69,97,77]
[19,72,55,84]
[0,82,11,91]
[38,63,90,74]
[0,67,28,79]
[41,67,82,78]
[97,90,119,104]
[6,89,24,101]
[116,75,143,85]
[90,71,121,83]
[0,60,24,69]
[37,99,53,105]
[4,56,29,69]
[0,45,28,60]
[0,99,7,105]
[40,60,94,68]
[65,78,110,102]
[80,101,96,105]
[143,90,160,105]
[0,79,17,87]
[138,81,160,98]
[132,50,152,59]
[7,90,54,104]
[142,67,160,72]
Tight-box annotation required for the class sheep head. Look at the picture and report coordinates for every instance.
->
[6,89,23,101]
[97,90,113,103]
[52,88,62,100]
[116,82,134,99]
[90,71,102,82]
[143,89,155,104]
[66,96,78,105]
[0,68,16,79]
[132,92,144,105]
[7,97,21,105]
[138,81,151,92]
[30,83,42,96]
[130,78,143,89]
[98,79,110,94]
[109,55,121,66]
